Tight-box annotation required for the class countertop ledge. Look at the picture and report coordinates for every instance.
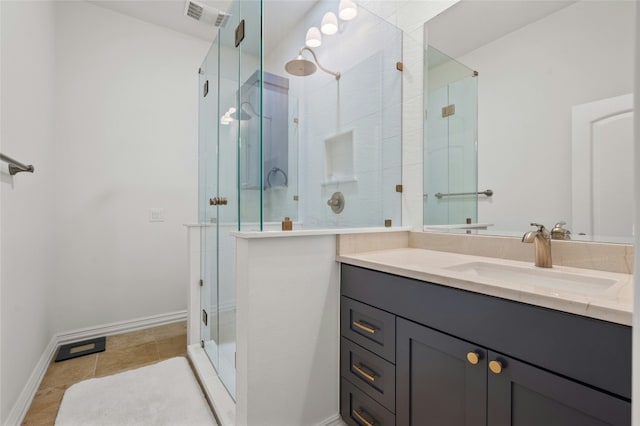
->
[338,248,633,326]
[231,226,411,239]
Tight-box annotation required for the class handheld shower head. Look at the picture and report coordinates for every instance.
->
[284,47,340,80]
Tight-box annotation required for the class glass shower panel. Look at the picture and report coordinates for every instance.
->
[447,76,478,224]
[217,0,242,400]
[237,0,263,230]
[198,0,244,401]
[199,40,220,374]
[424,83,450,225]
[324,9,402,228]
[263,1,402,229]
[424,45,478,226]
[262,94,299,224]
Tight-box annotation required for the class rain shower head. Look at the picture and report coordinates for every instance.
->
[285,56,317,77]
[284,47,340,80]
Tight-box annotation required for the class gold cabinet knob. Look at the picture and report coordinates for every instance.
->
[209,197,217,206]
[466,351,481,365]
[489,360,503,374]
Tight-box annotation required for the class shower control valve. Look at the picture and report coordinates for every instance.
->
[327,192,345,214]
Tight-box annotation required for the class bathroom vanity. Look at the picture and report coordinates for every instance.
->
[337,244,632,426]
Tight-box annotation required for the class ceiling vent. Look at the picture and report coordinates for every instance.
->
[184,1,230,28]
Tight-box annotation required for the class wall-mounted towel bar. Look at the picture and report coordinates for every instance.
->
[434,189,493,199]
[0,153,34,175]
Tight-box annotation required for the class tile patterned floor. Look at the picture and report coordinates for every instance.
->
[22,321,187,425]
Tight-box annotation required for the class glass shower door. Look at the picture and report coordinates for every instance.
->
[199,39,220,377]
[198,0,261,401]
[214,0,241,395]
[198,6,240,399]
[200,58,239,399]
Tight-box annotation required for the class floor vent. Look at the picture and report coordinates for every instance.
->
[55,336,106,362]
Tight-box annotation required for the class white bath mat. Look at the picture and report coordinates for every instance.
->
[55,357,217,426]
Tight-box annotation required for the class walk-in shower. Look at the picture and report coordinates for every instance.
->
[198,0,404,401]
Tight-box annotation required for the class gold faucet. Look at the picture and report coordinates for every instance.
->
[522,223,552,268]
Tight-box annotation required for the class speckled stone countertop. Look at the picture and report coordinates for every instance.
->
[337,247,633,326]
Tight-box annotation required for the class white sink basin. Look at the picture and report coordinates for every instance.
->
[445,261,618,295]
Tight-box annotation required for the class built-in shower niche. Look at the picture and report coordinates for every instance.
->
[323,130,355,184]
[239,70,289,190]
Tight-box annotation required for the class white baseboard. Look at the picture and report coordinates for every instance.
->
[57,310,187,345]
[4,310,187,426]
[3,336,58,426]
[317,413,346,426]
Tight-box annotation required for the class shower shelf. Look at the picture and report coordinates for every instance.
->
[321,177,358,186]
[324,130,355,184]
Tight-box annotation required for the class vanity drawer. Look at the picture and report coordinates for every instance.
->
[341,337,396,412]
[341,296,395,362]
[341,378,395,426]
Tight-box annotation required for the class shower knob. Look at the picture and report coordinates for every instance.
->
[327,192,345,214]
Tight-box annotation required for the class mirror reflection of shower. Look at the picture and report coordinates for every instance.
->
[237,71,289,193]
[232,102,257,121]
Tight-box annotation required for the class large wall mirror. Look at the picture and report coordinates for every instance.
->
[423,0,636,243]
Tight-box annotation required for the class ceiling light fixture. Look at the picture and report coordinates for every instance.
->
[305,26,322,47]
[321,12,338,35]
[338,0,357,21]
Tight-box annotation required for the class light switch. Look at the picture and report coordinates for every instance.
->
[150,208,165,222]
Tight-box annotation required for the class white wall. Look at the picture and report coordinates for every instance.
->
[458,1,635,233]
[51,1,209,333]
[235,235,340,426]
[1,1,210,420]
[0,1,57,422]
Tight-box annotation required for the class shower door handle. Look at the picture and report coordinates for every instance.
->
[209,197,228,206]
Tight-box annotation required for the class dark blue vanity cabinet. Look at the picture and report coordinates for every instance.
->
[340,264,631,426]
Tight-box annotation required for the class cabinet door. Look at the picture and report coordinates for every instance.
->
[487,351,631,426]
[396,318,487,426]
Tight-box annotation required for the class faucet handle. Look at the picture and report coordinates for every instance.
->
[529,223,550,238]
[551,221,571,240]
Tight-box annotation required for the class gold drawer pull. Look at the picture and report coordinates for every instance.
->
[352,409,375,426]
[352,320,376,334]
[352,364,376,382]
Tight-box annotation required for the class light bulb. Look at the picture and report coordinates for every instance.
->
[339,0,357,21]
[321,12,338,35]
[305,26,322,47]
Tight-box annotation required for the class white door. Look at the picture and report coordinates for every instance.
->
[571,94,633,239]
